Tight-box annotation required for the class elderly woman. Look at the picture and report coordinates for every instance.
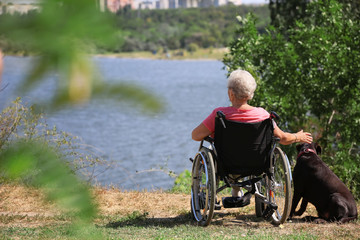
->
[191,69,313,197]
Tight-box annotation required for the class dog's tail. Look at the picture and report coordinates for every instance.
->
[339,215,358,224]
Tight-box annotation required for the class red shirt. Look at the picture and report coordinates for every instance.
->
[203,106,270,133]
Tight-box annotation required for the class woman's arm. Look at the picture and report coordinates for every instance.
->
[192,123,212,141]
[273,125,313,145]
[192,120,313,144]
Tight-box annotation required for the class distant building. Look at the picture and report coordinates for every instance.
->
[136,0,155,9]
[103,0,134,12]
[168,0,178,9]
[1,0,241,15]
[228,0,241,5]
[107,0,120,12]
[159,0,241,9]
[98,0,107,11]
[177,0,198,8]
[157,0,169,9]
[1,0,39,3]
[98,0,241,11]
[0,0,40,14]
[214,0,241,6]
[198,0,214,8]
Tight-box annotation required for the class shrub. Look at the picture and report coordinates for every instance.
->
[187,43,199,53]
[0,98,112,183]
[223,0,360,199]
[171,170,191,194]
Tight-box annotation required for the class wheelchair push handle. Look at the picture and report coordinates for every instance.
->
[270,111,281,142]
[216,111,226,128]
[270,111,280,120]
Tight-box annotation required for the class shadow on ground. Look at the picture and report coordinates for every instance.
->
[105,212,193,228]
[104,211,272,228]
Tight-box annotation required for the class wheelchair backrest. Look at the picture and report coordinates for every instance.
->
[214,111,275,177]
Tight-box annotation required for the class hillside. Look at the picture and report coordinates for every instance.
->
[109,5,270,53]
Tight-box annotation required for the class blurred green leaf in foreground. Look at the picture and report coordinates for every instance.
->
[0,140,104,238]
[0,0,163,113]
[0,1,163,237]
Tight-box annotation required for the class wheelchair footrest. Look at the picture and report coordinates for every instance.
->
[222,192,252,208]
[262,202,278,220]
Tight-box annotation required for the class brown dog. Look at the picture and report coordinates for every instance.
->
[289,143,358,223]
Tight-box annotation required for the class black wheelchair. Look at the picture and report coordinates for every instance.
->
[190,111,292,226]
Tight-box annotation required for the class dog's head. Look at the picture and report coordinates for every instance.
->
[296,142,321,156]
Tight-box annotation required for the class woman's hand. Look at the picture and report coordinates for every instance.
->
[294,130,313,144]
[274,126,313,145]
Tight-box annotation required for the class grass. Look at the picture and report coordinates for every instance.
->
[0,184,359,239]
[0,217,320,240]
[0,214,320,240]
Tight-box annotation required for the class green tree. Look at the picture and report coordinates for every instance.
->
[269,0,360,31]
[224,0,360,198]
[269,0,310,30]
[111,5,270,52]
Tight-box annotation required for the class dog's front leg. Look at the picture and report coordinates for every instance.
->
[294,198,308,216]
[289,191,302,218]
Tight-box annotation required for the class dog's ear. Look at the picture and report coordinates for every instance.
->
[314,143,322,155]
[296,144,303,152]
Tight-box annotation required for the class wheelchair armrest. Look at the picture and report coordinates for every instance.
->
[199,136,214,151]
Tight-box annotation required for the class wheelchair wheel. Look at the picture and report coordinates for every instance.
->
[190,147,216,226]
[268,147,292,225]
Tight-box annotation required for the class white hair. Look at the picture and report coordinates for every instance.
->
[227,70,257,100]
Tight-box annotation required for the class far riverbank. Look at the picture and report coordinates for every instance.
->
[3,48,229,61]
[96,48,228,60]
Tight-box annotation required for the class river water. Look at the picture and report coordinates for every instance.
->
[1,56,229,190]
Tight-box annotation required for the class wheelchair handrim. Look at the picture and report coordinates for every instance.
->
[270,147,292,224]
[191,152,210,223]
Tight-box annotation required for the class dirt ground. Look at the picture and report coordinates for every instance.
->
[1,184,359,239]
